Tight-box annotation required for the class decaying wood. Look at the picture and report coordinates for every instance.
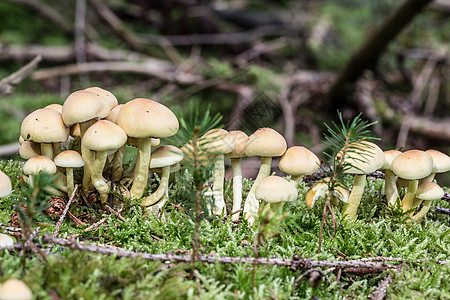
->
[0,55,42,96]
[434,206,450,215]
[0,142,20,158]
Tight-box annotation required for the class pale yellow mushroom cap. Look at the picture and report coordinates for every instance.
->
[0,233,14,247]
[391,150,433,180]
[383,150,402,170]
[255,175,298,203]
[279,146,320,176]
[245,128,287,157]
[415,182,444,201]
[199,129,235,155]
[62,90,110,126]
[54,150,85,168]
[82,120,127,152]
[127,137,160,147]
[84,87,118,109]
[225,130,248,158]
[19,141,41,160]
[0,170,12,198]
[305,181,328,208]
[339,141,384,175]
[117,98,179,138]
[149,145,184,169]
[44,103,63,114]
[105,104,123,124]
[21,108,69,143]
[0,279,32,300]
[23,156,57,175]
[425,149,450,173]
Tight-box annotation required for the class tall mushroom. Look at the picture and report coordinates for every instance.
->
[391,150,433,212]
[340,141,384,220]
[82,120,127,204]
[279,146,320,185]
[141,145,183,209]
[224,130,248,221]
[199,129,235,215]
[382,150,402,206]
[21,108,69,159]
[243,128,287,224]
[117,98,179,199]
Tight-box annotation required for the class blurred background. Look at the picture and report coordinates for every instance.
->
[0,0,448,181]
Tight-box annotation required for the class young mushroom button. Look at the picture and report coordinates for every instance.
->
[117,98,179,199]
[0,170,12,198]
[279,146,320,185]
[0,279,32,300]
[243,128,287,225]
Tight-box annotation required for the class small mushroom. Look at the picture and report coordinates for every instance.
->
[279,146,320,185]
[22,156,63,197]
[410,181,444,222]
[0,233,14,247]
[0,170,12,198]
[255,176,298,235]
[141,145,183,209]
[243,128,287,225]
[54,150,85,197]
[421,150,450,183]
[391,150,433,212]
[19,141,41,160]
[0,279,32,300]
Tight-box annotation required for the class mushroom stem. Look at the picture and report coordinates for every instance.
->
[243,156,272,224]
[91,151,109,204]
[212,154,226,215]
[141,166,170,207]
[40,143,53,159]
[419,173,436,185]
[343,174,366,220]
[112,145,126,181]
[401,180,418,212]
[385,170,399,206]
[66,167,75,197]
[263,202,285,237]
[54,171,68,193]
[52,143,61,157]
[80,120,95,192]
[24,175,65,197]
[230,158,243,221]
[130,137,152,199]
[290,175,303,184]
[410,200,432,221]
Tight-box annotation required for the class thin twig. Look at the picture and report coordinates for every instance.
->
[0,55,42,96]
[105,205,126,222]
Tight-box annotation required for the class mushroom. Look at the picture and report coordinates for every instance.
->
[0,233,14,247]
[0,170,12,198]
[84,87,118,109]
[22,156,63,197]
[117,98,179,199]
[382,150,402,206]
[243,128,287,225]
[141,145,184,209]
[21,108,69,159]
[0,279,32,300]
[391,150,433,212]
[45,103,63,113]
[54,150,85,197]
[421,150,450,183]
[279,146,320,185]
[19,141,41,160]
[255,175,298,235]
[340,141,384,220]
[62,90,111,191]
[148,163,181,212]
[224,130,248,221]
[409,181,444,222]
[305,178,349,208]
[82,120,127,204]
[199,129,235,215]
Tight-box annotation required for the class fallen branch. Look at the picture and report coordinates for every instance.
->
[0,142,20,158]
[434,206,450,216]
[0,55,42,96]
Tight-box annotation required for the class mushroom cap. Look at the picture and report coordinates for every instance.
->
[62,90,110,126]
[21,108,69,143]
[0,278,32,300]
[244,128,287,157]
[0,170,12,198]
[23,156,57,175]
[255,175,298,203]
[199,129,235,155]
[151,162,181,174]
[44,103,63,114]
[127,137,160,147]
[339,141,384,175]
[225,130,248,158]
[425,149,450,173]
[54,150,85,168]
[391,150,433,180]
[149,145,184,169]
[333,186,349,203]
[82,120,127,152]
[279,146,320,176]
[415,182,444,201]
[105,104,123,124]
[19,141,41,160]
[18,136,24,145]
[305,181,328,208]
[84,87,118,108]
[383,150,402,170]
[117,98,179,138]
[0,233,14,247]
[70,124,81,137]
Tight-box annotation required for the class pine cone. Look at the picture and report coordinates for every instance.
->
[45,196,66,220]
